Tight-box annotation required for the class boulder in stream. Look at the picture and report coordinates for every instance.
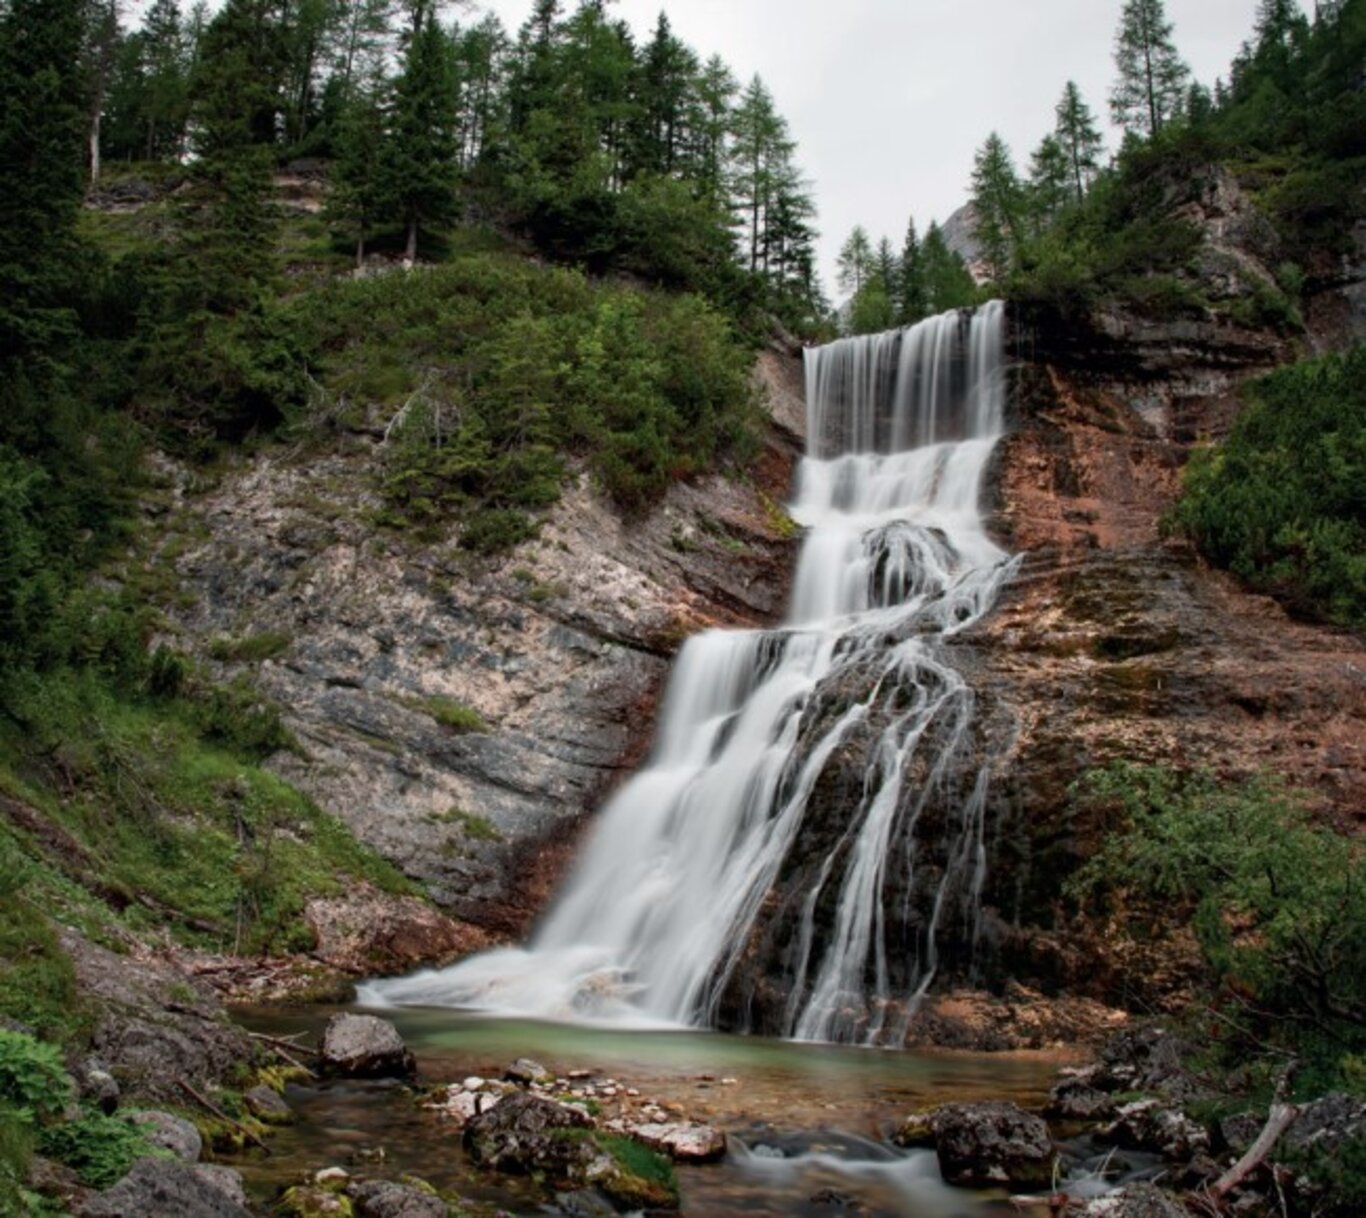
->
[1103,1099,1210,1161]
[931,1101,1056,1189]
[318,1013,415,1078]
[464,1093,678,1210]
[348,1177,449,1218]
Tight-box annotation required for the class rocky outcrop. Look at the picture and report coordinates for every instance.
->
[77,1158,250,1218]
[58,930,254,1104]
[152,379,797,935]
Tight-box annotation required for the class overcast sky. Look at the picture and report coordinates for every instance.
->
[477,0,1279,291]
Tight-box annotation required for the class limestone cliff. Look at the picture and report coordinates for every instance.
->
[152,348,801,938]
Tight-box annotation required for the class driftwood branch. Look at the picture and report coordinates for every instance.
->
[176,1078,273,1155]
[1208,1059,1300,1206]
[247,1030,321,1076]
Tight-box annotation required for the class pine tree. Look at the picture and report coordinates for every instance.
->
[970,131,1023,281]
[633,12,696,177]
[385,10,458,262]
[1054,81,1103,204]
[452,14,508,170]
[82,0,122,182]
[1110,0,1191,138]
[898,216,928,325]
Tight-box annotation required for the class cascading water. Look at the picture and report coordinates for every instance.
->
[362,301,1018,1045]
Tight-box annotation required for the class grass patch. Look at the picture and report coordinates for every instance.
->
[207,631,292,664]
[406,696,489,734]
[0,667,416,958]
[426,807,502,842]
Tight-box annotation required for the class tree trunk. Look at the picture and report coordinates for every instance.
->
[89,115,102,185]
[405,213,418,264]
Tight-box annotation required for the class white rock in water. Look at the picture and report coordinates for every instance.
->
[629,1122,727,1163]
[463,1076,485,1091]
[314,1166,349,1186]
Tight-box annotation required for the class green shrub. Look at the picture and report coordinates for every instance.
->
[0,1032,72,1122]
[298,254,757,547]
[1169,347,1366,628]
[38,1112,157,1189]
[1068,764,1365,1076]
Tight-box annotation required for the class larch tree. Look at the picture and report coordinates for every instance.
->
[1054,81,1103,204]
[836,225,873,298]
[1110,0,1190,138]
[1028,132,1072,233]
[969,131,1023,281]
[729,75,794,276]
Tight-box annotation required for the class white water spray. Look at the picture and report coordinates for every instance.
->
[362,302,1017,1044]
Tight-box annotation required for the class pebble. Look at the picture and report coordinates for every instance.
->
[463,1076,485,1091]
[314,1166,349,1186]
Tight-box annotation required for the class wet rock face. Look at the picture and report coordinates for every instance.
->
[963,304,1366,1009]
[155,400,797,934]
[930,1102,1055,1189]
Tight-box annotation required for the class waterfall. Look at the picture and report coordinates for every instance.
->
[361,301,1018,1045]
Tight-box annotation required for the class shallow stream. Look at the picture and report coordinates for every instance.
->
[235,1004,1072,1217]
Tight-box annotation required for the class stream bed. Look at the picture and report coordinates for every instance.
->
[233,1004,1074,1217]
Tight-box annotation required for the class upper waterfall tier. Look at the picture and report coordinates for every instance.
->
[360,301,1017,1045]
[805,303,1006,457]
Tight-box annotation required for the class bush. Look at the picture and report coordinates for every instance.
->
[1068,764,1365,1077]
[38,1113,157,1189]
[0,1032,72,1122]
[301,254,757,547]
[1169,347,1366,628]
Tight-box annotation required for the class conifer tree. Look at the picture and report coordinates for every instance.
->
[836,225,873,297]
[729,75,795,277]
[689,54,735,208]
[1054,81,1103,204]
[187,0,284,310]
[898,217,928,325]
[920,222,976,314]
[0,0,88,381]
[141,0,191,159]
[328,70,389,265]
[1110,0,1190,138]
[970,131,1023,281]
[385,10,459,262]
[1028,133,1072,232]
